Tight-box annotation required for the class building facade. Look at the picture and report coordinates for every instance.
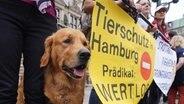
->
[55,0,83,29]
[167,15,184,36]
[55,0,92,85]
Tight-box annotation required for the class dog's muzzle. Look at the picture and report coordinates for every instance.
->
[62,49,90,79]
[78,49,90,63]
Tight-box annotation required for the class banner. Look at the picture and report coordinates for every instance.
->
[154,37,176,95]
[88,0,156,103]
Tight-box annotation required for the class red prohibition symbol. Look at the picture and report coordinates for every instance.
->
[140,52,152,80]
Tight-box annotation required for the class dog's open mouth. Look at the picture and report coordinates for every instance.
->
[62,64,87,79]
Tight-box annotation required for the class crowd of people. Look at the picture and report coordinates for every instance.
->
[0,0,183,104]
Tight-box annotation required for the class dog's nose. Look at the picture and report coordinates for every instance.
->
[78,49,90,62]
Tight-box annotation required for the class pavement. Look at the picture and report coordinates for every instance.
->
[83,85,92,104]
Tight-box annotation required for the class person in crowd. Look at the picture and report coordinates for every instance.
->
[169,30,177,39]
[82,0,136,104]
[136,0,151,30]
[168,35,184,104]
[136,0,157,32]
[136,0,158,33]
[0,0,57,103]
[135,0,157,104]
[152,4,170,41]
[147,4,170,104]
[162,31,178,103]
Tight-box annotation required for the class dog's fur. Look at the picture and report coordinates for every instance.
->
[40,28,90,104]
[16,75,25,104]
[17,28,90,104]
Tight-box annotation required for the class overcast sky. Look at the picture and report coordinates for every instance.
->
[150,0,184,22]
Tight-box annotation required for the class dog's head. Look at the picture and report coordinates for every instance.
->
[40,28,90,79]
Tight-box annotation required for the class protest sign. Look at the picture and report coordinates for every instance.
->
[154,37,176,95]
[88,0,156,103]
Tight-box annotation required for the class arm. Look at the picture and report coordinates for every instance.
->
[83,0,135,14]
[114,0,135,9]
[146,24,158,33]
[114,0,126,8]
[176,57,184,71]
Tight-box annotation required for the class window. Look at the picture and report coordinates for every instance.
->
[56,8,60,22]
[70,15,74,28]
[182,27,184,34]
[70,15,78,29]
[178,28,182,34]
[64,14,68,26]
[74,17,77,29]
[167,22,173,28]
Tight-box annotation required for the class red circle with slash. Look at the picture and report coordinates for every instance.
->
[140,52,152,80]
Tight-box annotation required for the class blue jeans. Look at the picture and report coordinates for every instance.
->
[0,0,57,103]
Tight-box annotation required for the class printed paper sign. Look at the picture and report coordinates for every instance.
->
[154,37,176,95]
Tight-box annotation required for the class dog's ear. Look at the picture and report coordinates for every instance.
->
[40,35,53,68]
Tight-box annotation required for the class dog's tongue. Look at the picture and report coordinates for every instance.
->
[74,69,84,77]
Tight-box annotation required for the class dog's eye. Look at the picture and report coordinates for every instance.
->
[63,38,71,44]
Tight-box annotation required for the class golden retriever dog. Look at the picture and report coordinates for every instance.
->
[16,28,90,104]
[40,28,90,104]
[16,75,25,104]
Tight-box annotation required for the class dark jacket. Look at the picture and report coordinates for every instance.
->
[172,48,184,86]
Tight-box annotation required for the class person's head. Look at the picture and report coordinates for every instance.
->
[168,31,177,39]
[170,35,184,49]
[136,0,151,18]
[154,5,168,20]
